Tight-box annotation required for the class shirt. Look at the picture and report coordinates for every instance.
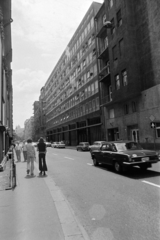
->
[26,143,36,158]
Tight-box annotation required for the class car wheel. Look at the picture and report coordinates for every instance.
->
[93,157,99,166]
[114,161,122,173]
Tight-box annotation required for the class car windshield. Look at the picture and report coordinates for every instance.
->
[115,142,143,151]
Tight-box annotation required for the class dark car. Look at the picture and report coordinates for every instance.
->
[77,142,90,151]
[89,141,107,153]
[91,141,160,173]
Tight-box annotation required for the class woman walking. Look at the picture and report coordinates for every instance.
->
[26,139,36,176]
[37,137,47,176]
[15,142,22,162]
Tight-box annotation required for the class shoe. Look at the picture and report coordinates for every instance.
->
[27,170,30,175]
[43,172,46,176]
[31,173,34,176]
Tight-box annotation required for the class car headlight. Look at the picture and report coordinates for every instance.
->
[132,154,138,158]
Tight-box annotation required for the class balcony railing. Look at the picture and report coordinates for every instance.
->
[101,94,112,105]
[99,66,110,81]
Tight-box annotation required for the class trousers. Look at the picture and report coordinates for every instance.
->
[39,153,47,171]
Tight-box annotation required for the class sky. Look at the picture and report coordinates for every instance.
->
[12,0,103,129]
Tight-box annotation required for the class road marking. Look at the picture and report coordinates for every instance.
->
[87,163,93,166]
[64,157,74,160]
[142,180,160,188]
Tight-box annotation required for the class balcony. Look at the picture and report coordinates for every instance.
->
[101,94,112,106]
[98,44,109,59]
[99,66,110,82]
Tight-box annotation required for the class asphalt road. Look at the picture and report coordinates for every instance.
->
[46,147,160,240]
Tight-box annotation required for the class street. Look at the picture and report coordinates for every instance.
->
[45,147,160,240]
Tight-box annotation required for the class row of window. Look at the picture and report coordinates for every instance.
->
[46,44,96,105]
[45,16,95,93]
[46,64,98,112]
[47,97,100,127]
[47,80,99,119]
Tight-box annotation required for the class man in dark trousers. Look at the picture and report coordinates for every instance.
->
[37,137,48,176]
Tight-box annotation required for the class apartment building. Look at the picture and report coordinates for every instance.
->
[0,0,13,162]
[45,2,102,145]
[95,0,160,149]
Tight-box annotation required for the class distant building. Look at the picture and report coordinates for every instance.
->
[0,0,13,162]
[24,117,34,141]
[44,2,102,145]
[15,125,24,140]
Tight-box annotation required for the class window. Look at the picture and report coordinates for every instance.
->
[109,109,115,118]
[85,103,89,113]
[104,36,108,49]
[88,101,92,112]
[117,9,122,27]
[91,83,94,95]
[95,80,98,92]
[96,97,99,109]
[111,18,115,35]
[132,101,136,112]
[124,104,129,114]
[119,39,124,56]
[112,45,117,62]
[88,85,91,97]
[122,70,128,86]
[88,37,92,46]
[109,0,113,8]
[115,74,120,90]
[92,99,96,110]
[83,59,86,68]
[103,14,107,24]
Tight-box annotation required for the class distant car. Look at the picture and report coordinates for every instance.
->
[89,141,107,153]
[57,141,65,148]
[91,141,160,173]
[52,142,59,148]
[77,142,90,151]
[32,142,38,147]
[45,142,51,147]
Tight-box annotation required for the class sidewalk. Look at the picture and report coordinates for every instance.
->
[0,152,90,240]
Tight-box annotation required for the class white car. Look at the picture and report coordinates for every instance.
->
[57,141,65,148]
[52,142,59,148]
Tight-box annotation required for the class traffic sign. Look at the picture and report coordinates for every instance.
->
[150,122,156,128]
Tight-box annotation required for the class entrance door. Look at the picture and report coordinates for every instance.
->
[131,129,139,142]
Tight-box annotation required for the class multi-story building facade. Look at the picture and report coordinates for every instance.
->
[0,0,13,161]
[45,2,102,145]
[24,118,34,141]
[95,0,160,149]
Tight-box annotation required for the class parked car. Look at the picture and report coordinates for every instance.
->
[77,142,90,151]
[89,141,107,153]
[91,141,160,173]
[45,142,51,147]
[57,141,65,148]
[52,142,59,148]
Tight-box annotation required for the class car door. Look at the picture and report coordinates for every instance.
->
[101,144,113,165]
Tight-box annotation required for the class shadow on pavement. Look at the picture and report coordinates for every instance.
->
[96,164,160,180]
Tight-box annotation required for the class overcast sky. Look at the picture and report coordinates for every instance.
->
[12,0,103,129]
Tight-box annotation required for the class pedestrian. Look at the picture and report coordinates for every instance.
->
[15,142,22,162]
[37,137,47,176]
[22,140,27,162]
[26,138,36,176]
